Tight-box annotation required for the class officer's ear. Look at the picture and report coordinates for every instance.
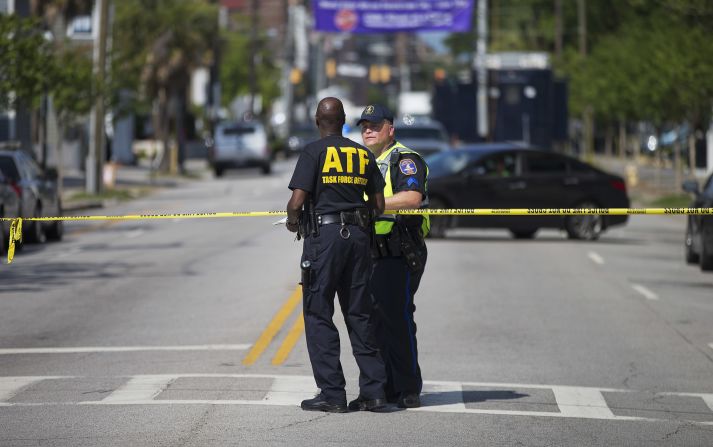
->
[388,122,395,138]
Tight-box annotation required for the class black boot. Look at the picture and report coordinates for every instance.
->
[397,393,421,409]
[301,393,348,413]
[348,395,387,412]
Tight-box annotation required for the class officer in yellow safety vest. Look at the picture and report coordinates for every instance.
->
[356,104,429,409]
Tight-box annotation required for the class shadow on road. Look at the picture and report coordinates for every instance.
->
[431,235,647,246]
[0,260,161,294]
[419,389,529,407]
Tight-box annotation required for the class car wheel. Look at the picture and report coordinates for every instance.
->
[700,231,713,272]
[25,204,47,244]
[46,203,64,241]
[427,198,451,239]
[510,229,538,239]
[685,219,699,264]
[214,166,224,177]
[261,163,272,175]
[565,201,603,241]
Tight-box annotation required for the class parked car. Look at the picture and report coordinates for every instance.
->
[394,116,450,157]
[0,150,63,244]
[682,174,713,271]
[287,123,320,156]
[0,168,22,256]
[425,143,630,239]
[208,121,271,177]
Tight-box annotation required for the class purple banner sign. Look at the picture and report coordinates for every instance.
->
[313,1,474,33]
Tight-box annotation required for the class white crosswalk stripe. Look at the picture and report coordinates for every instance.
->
[0,376,69,406]
[1,374,712,425]
[102,375,177,403]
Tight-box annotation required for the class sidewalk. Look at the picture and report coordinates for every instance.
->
[592,155,707,207]
[61,159,210,213]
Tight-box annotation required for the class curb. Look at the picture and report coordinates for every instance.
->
[62,200,105,213]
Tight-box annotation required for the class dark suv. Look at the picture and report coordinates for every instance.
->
[683,174,713,271]
[0,150,63,244]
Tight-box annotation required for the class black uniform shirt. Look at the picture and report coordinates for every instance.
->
[289,135,385,215]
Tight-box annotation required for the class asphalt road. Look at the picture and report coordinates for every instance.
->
[1,159,712,446]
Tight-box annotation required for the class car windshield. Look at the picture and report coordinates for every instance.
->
[219,125,257,136]
[293,125,317,136]
[427,151,484,177]
[0,155,20,181]
[395,127,446,141]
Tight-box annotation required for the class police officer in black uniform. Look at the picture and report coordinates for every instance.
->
[286,97,388,413]
[357,104,430,409]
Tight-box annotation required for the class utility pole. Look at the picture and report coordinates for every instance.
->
[397,33,410,94]
[555,0,563,60]
[578,0,593,160]
[578,0,587,58]
[475,0,488,139]
[281,0,295,138]
[248,0,259,118]
[86,0,109,194]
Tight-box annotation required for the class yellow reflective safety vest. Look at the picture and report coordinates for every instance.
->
[373,141,430,237]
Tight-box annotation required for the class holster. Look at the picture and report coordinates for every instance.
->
[399,224,424,272]
[373,223,424,273]
[297,214,307,239]
[298,205,319,238]
[352,208,372,228]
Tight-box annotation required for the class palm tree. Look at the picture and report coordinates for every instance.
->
[114,0,219,173]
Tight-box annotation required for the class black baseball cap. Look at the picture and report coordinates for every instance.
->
[356,104,394,126]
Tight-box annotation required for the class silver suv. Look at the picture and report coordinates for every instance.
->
[0,150,63,244]
[209,121,271,177]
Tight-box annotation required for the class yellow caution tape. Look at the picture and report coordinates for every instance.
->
[3,207,712,264]
[7,218,22,263]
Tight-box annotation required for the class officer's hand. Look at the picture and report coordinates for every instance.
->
[286,220,299,233]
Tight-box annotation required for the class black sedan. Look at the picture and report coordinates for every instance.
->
[0,150,63,244]
[425,143,630,239]
[682,174,713,271]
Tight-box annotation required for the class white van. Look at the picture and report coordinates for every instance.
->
[209,121,271,176]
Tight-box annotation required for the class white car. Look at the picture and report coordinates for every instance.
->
[345,117,450,158]
[394,116,450,158]
[209,121,271,176]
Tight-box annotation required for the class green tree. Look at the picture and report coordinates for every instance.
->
[112,0,219,172]
[52,46,95,195]
[220,27,281,116]
[0,15,54,109]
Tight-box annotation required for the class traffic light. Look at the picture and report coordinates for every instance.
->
[326,59,337,79]
[370,64,390,84]
[290,68,302,84]
[369,64,379,83]
[379,65,390,83]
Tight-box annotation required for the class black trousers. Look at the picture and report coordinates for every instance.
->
[302,224,386,404]
[371,246,427,397]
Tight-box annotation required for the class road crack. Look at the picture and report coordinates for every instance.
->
[622,361,640,389]
[661,422,694,442]
[269,412,330,431]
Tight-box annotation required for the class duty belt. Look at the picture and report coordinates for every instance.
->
[318,209,371,228]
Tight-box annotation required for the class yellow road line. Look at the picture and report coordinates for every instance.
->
[242,286,302,366]
[271,311,305,365]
